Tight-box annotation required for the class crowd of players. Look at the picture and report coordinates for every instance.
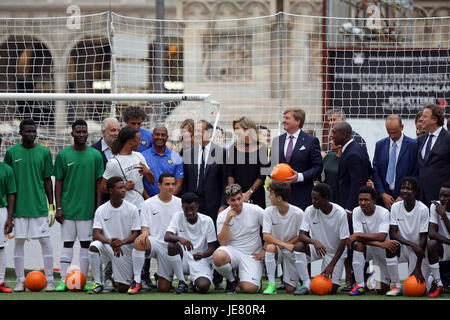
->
[0,104,449,297]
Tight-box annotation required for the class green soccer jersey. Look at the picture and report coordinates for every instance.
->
[53,145,104,220]
[0,162,17,208]
[4,143,53,218]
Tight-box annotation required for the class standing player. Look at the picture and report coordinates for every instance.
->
[122,106,153,153]
[4,119,55,292]
[293,183,349,295]
[88,177,141,294]
[346,186,399,296]
[164,193,217,294]
[426,182,450,297]
[0,160,16,293]
[385,177,429,296]
[213,184,265,294]
[53,120,104,291]
[128,173,183,294]
[262,181,303,295]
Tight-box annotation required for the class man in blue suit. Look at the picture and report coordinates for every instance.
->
[271,108,323,210]
[373,115,418,210]
[417,104,450,207]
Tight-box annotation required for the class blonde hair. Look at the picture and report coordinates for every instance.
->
[232,116,259,143]
[225,184,242,199]
[174,118,195,153]
[284,108,306,128]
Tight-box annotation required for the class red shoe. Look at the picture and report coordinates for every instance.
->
[0,282,13,293]
[428,285,443,297]
[127,281,142,295]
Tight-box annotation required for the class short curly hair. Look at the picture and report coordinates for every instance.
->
[122,106,146,122]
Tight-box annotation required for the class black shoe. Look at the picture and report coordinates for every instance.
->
[341,283,355,292]
[277,282,287,290]
[214,282,224,290]
[443,284,450,294]
[176,281,188,294]
[225,280,238,294]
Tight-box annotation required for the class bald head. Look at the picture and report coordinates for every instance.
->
[385,115,403,142]
[331,121,352,146]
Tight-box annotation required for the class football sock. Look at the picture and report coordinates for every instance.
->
[39,236,54,282]
[79,247,89,279]
[294,251,310,288]
[386,257,401,287]
[13,238,25,282]
[214,263,235,282]
[168,254,185,283]
[352,250,365,287]
[430,262,443,287]
[132,249,145,283]
[0,248,6,283]
[60,246,73,281]
[264,252,277,285]
[88,251,102,285]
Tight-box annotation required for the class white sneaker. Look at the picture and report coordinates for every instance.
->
[103,279,115,293]
[45,280,54,292]
[386,285,402,296]
[14,281,25,292]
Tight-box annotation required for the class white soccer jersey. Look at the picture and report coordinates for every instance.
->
[141,195,182,242]
[167,211,217,253]
[429,202,450,240]
[93,200,141,240]
[352,205,390,235]
[103,151,148,209]
[217,202,264,255]
[390,200,429,245]
[263,204,303,242]
[300,203,349,254]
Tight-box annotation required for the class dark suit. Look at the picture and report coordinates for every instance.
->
[272,130,323,210]
[417,128,450,207]
[373,135,418,200]
[182,143,227,222]
[338,141,370,212]
[91,138,110,204]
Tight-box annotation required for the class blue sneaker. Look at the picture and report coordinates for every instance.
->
[348,285,365,296]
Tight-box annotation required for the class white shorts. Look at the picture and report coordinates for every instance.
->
[398,243,429,274]
[0,208,8,247]
[148,236,173,282]
[308,244,347,286]
[216,245,263,288]
[14,217,49,239]
[181,248,214,283]
[440,243,450,261]
[365,246,390,285]
[61,220,93,242]
[90,240,133,285]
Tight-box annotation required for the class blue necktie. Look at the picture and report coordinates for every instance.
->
[423,133,433,162]
[386,142,397,185]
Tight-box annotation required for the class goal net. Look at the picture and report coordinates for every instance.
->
[0,11,449,161]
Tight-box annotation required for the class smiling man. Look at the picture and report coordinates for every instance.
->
[142,125,183,197]
[4,119,55,292]
[53,119,104,292]
[385,177,429,296]
[213,184,265,294]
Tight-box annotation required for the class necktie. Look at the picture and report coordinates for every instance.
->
[285,135,294,163]
[423,133,433,162]
[385,142,397,185]
[197,146,206,195]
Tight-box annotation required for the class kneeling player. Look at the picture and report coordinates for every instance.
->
[346,186,399,295]
[213,184,265,294]
[128,173,183,294]
[385,177,429,296]
[164,193,217,294]
[88,177,141,293]
[293,183,349,295]
[427,182,450,297]
[262,181,303,294]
